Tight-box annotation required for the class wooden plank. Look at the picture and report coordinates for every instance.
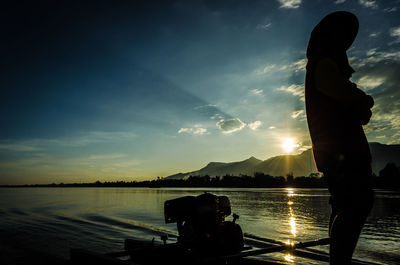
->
[243,234,379,265]
[70,248,138,265]
[241,257,288,265]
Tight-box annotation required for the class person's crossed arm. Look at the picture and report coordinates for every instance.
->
[314,57,374,125]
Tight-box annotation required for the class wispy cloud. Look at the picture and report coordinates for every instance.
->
[276,84,305,101]
[256,23,272,30]
[334,0,346,4]
[0,152,145,179]
[193,104,226,120]
[193,104,217,110]
[366,48,377,57]
[255,64,276,75]
[64,131,137,147]
[368,32,379,38]
[278,0,302,9]
[0,131,138,153]
[390,26,400,43]
[357,75,385,91]
[216,118,246,134]
[369,109,400,144]
[178,127,208,135]
[291,110,305,119]
[0,155,53,168]
[210,114,224,120]
[251,89,264,96]
[85,154,126,160]
[384,7,397,13]
[254,58,306,76]
[279,58,307,73]
[356,60,400,144]
[359,0,378,9]
[248,121,262,130]
[0,143,41,152]
[352,50,400,68]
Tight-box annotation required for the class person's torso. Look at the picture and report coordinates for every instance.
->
[305,58,371,171]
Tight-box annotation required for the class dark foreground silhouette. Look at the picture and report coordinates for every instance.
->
[305,11,375,264]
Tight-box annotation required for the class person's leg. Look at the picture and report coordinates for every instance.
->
[327,171,374,265]
[329,199,372,265]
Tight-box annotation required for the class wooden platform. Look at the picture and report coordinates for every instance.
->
[70,248,287,265]
[69,236,378,265]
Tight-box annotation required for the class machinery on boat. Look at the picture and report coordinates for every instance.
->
[69,193,375,265]
[164,192,244,255]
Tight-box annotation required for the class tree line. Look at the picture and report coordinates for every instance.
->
[1,162,399,190]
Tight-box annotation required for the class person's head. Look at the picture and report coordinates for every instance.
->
[307,11,359,59]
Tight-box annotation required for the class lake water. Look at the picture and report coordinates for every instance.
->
[0,188,399,264]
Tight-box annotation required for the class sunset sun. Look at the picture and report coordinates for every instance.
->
[282,138,299,153]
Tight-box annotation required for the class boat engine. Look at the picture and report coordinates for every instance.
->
[164,193,244,255]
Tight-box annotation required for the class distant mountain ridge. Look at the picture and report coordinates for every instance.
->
[166,143,400,179]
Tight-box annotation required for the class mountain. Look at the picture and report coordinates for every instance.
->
[166,151,315,179]
[166,143,400,179]
[194,156,263,177]
[370,142,400,174]
[166,157,263,180]
[254,149,316,177]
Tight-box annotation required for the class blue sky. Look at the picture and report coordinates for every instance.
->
[1,0,400,184]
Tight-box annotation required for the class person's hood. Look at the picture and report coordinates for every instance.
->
[306,11,358,77]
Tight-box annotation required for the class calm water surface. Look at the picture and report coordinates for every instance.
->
[0,188,399,264]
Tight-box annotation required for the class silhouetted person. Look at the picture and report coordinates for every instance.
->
[305,11,374,265]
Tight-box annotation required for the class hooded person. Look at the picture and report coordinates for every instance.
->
[305,11,374,265]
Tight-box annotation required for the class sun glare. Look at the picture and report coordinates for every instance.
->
[282,138,299,153]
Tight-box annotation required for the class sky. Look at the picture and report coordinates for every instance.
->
[1,0,400,184]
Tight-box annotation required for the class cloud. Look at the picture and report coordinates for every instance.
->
[269,126,276,129]
[355,61,400,144]
[368,32,379,38]
[351,50,400,68]
[368,109,400,144]
[334,0,346,4]
[0,152,145,180]
[86,154,126,160]
[276,84,305,101]
[359,0,378,9]
[210,114,224,120]
[178,127,208,135]
[193,104,217,110]
[390,26,400,43]
[216,118,246,134]
[279,58,307,73]
[256,23,272,30]
[357,75,385,91]
[0,143,40,152]
[278,0,302,9]
[193,104,227,120]
[384,7,397,13]
[255,64,276,75]
[0,155,53,169]
[64,131,137,146]
[0,131,138,153]
[366,48,377,57]
[255,59,305,76]
[291,110,305,119]
[248,121,262,130]
[251,89,264,96]
[291,58,307,72]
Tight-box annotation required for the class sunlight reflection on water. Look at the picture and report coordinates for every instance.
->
[0,187,399,264]
[285,188,296,263]
[284,253,295,263]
